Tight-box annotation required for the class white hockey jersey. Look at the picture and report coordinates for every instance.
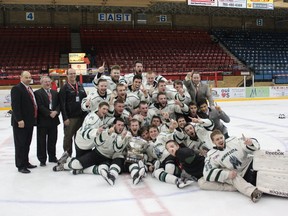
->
[174,119,214,152]
[75,112,115,150]
[81,89,112,112]
[149,100,189,120]
[146,132,174,163]
[94,129,128,159]
[203,136,260,183]
[151,87,189,105]
[133,109,158,127]
[94,74,123,91]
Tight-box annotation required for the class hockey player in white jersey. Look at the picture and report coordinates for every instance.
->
[201,129,263,203]
[122,119,147,185]
[173,80,192,105]
[133,101,157,127]
[146,124,194,188]
[150,115,170,133]
[151,80,187,104]
[55,118,128,186]
[149,92,189,121]
[53,101,115,170]
[74,101,115,156]
[114,83,142,115]
[119,60,145,86]
[143,71,158,96]
[181,117,214,154]
[126,74,150,104]
[108,99,131,125]
[81,79,112,112]
[124,134,149,185]
[119,61,167,88]
[93,64,123,91]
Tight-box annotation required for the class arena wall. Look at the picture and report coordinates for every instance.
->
[1,9,288,31]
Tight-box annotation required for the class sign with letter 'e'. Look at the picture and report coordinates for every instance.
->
[98,13,131,22]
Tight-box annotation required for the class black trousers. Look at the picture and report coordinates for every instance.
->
[244,161,257,186]
[13,126,34,169]
[77,148,112,169]
[37,126,58,163]
[75,143,93,158]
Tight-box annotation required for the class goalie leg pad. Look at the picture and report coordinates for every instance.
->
[256,171,288,198]
[198,177,237,192]
[253,150,288,173]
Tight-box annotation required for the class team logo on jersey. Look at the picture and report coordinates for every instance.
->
[89,116,94,121]
[229,155,242,169]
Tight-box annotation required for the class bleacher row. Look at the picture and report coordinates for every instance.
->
[1,26,288,85]
[0,26,71,84]
[80,28,239,75]
[213,30,288,84]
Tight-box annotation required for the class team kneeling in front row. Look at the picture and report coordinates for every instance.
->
[53,101,288,203]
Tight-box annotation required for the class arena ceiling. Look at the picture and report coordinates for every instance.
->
[0,0,287,8]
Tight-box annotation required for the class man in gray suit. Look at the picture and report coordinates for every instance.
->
[183,71,214,107]
[197,98,230,139]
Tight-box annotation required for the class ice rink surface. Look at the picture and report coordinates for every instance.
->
[0,99,288,216]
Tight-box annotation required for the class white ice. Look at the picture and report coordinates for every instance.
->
[0,99,288,216]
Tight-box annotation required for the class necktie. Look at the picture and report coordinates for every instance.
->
[27,86,38,118]
[47,89,52,109]
[195,84,199,101]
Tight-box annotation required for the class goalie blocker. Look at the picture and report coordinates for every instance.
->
[253,150,288,198]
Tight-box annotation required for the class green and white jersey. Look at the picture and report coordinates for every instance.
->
[81,89,112,112]
[75,112,114,150]
[94,129,127,159]
[204,136,260,183]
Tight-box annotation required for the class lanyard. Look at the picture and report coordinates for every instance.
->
[68,82,79,95]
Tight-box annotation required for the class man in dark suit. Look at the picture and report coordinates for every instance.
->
[183,71,215,107]
[11,71,38,174]
[34,76,60,166]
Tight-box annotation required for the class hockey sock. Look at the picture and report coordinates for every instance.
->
[92,164,109,175]
[153,168,177,184]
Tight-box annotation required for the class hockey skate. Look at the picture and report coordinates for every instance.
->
[5,110,12,117]
[57,151,69,165]
[251,188,263,203]
[176,177,195,189]
[100,169,116,186]
[133,167,146,185]
[72,169,83,175]
[52,164,64,172]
